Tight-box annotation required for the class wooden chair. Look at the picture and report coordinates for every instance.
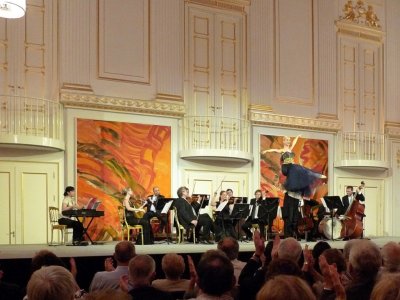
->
[48,206,67,245]
[173,207,196,244]
[117,206,144,245]
[251,223,270,240]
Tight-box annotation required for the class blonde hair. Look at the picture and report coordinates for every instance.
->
[27,265,79,300]
[256,275,316,300]
[371,273,400,300]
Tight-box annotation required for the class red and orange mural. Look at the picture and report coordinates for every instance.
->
[76,119,171,241]
[260,135,329,205]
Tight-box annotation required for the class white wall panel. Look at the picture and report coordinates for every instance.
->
[275,0,314,105]
[98,0,149,83]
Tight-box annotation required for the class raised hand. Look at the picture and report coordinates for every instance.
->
[104,257,115,272]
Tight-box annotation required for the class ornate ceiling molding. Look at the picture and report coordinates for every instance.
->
[60,92,186,117]
[185,0,250,13]
[249,111,342,132]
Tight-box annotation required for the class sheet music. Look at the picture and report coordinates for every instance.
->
[216,201,228,212]
[161,200,173,214]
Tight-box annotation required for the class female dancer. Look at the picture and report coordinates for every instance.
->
[263,135,326,197]
[122,187,153,244]
[58,186,84,245]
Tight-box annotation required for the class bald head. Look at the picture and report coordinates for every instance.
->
[278,238,302,263]
[218,237,239,260]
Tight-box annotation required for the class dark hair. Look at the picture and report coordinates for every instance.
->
[265,258,302,281]
[226,189,233,193]
[217,237,239,260]
[197,250,234,296]
[346,186,354,191]
[31,250,67,274]
[322,248,346,273]
[114,241,136,264]
[63,186,75,197]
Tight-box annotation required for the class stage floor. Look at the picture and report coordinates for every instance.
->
[1,236,400,260]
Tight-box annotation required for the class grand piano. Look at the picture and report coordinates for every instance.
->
[63,209,104,244]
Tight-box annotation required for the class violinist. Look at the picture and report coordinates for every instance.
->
[122,187,153,244]
[145,186,167,234]
[173,186,214,244]
[214,190,236,242]
[241,190,268,240]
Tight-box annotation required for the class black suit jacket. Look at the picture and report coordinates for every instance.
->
[337,195,351,215]
[173,197,196,229]
[247,198,268,222]
[145,194,165,211]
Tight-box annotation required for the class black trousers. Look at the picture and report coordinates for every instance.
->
[195,214,214,239]
[282,193,300,238]
[58,218,84,242]
[241,218,267,239]
[214,216,236,241]
[145,211,168,232]
[126,215,153,244]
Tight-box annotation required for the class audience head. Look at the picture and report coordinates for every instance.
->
[343,239,359,261]
[27,265,79,300]
[322,248,346,274]
[128,255,156,285]
[197,250,235,296]
[349,239,381,280]
[217,237,240,261]
[278,237,302,263]
[381,241,400,272]
[114,241,136,265]
[84,288,131,300]
[256,275,316,300]
[370,273,400,300]
[265,258,302,281]
[63,186,75,197]
[161,253,186,280]
[31,250,66,274]
[312,241,331,260]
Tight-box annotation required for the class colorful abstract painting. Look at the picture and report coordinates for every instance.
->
[76,119,171,241]
[260,135,329,205]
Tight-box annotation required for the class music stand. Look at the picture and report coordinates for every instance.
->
[323,196,341,241]
[156,198,175,244]
[230,203,250,240]
[261,198,279,238]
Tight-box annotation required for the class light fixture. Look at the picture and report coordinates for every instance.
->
[0,0,26,19]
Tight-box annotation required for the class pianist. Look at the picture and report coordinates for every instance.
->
[58,186,85,245]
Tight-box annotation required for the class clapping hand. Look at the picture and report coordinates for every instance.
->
[104,257,115,272]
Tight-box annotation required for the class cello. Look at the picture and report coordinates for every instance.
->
[341,181,365,239]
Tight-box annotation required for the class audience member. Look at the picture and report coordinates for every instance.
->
[380,241,400,273]
[26,265,81,300]
[217,237,246,285]
[277,237,302,264]
[264,258,302,281]
[322,248,349,284]
[0,269,24,300]
[126,254,173,300]
[84,288,132,300]
[89,241,136,292]
[371,273,400,300]
[311,241,331,273]
[189,250,235,300]
[256,275,316,300]
[30,249,77,278]
[152,253,190,294]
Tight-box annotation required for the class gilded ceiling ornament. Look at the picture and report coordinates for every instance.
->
[340,0,381,28]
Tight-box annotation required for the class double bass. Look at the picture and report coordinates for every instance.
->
[341,181,365,239]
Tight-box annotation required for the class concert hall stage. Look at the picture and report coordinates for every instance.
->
[1,236,399,291]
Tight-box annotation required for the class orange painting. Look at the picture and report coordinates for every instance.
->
[260,135,328,206]
[76,119,171,241]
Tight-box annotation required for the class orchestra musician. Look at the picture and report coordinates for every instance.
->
[213,190,236,242]
[144,186,168,234]
[58,186,85,245]
[122,187,153,245]
[337,183,365,216]
[173,186,214,244]
[241,190,268,240]
[226,189,234,201]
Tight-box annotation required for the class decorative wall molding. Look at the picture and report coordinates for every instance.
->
[60,92,185,117]
[335,20,384,42]
[339,0,381,29]
[185,0,250,12]
[249,110,342,132]
[385,122,400,138]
